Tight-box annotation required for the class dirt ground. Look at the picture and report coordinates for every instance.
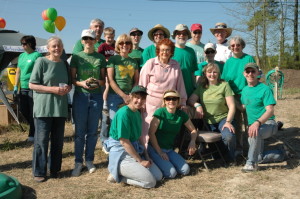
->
[0,70,300,199]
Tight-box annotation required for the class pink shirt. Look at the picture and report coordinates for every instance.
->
[139,57,187,105]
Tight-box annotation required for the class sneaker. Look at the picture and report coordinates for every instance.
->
[242,163,258,172]
[34,176,46,183]
[107,173,116,183]
[27,136,34,142]
[102,146,109,155]
[86,161,96,173]
[71,163,83,177]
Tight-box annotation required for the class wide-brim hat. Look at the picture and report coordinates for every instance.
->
[163,90,180,99]
[210,22,232,38]
[172,24,191,39]
[148,24,170,41]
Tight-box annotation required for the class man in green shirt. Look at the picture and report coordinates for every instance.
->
[128,27,144,68]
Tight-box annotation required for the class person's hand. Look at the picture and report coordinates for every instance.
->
[139,160,152,168]
[248,122,260,138]
[188,141,197,156]
[122,94,130,104]
[13,85,18,95]
[159,152,169,161]
[195,106,204,119]
[222,121,235,133]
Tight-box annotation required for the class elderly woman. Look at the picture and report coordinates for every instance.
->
[241,63,279,172]
[221,36,256,154]
[104,85,162,188]
[148,90,197,178]
[70,29,106,176]
[139,38,187,145]
[188,63,236,162]
[140,24,170,66]
[100,34,139,145]
[29,36,71,182]
[14,35,42,142]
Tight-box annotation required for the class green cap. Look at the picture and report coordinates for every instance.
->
[130,85,148,95]
[244,62,259,71]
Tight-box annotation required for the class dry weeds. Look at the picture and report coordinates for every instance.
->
[0,93,300,199]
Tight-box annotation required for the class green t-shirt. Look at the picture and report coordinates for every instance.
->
[140,44,156,67]
[186,42,205,64]
[195,61,224,77]
[193,81,234,124]
[17,51,42,89]
[129,47,144,67]
[70,51,106,93]
[107,55,138,95]
[172,46,198,97]
[153,107,189,150]
[109,105,142,142]
[221,54,255,95]
[29,57,69,117]
[241,82,276,125]
[72,38,105,55]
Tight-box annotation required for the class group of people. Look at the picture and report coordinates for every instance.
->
[13,18,283,187]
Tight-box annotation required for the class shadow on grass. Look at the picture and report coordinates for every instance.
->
[0,160,32,172]
[22,185,37,199]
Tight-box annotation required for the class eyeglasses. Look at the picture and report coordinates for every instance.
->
[21,43,27,46]
[193,31,202,34]
[131,33,141,36]
[205,50,216,54]
[176,32,188,36]
[231,44,241,48]
[160,48,171,53]
[164,97,179,101]
[119,41,132,46]
[153,33,164,37]
[82,37,95,41]
[245,70,256,74]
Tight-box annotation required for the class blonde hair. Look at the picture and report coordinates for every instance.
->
[47,36,63,48]
[200,63,222,88]
[104,27,115,36]
[115,34,133,54]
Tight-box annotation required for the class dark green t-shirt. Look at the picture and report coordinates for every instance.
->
[153,107,189,149]
[129,48,144,67]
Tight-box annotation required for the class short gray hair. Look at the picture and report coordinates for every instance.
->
[228,36,246,50]
[90,18,104,27]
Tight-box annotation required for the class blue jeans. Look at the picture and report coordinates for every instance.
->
[73,91,103,163]
[100,93,123,143]
[32,117,66,177]
[148,145,190,178]
[208,118,236,160]
[246,120,278,165]
[19,89,35,137]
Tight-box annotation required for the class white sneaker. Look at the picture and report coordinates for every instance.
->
[27,137,34,142]
[107,173,116,183]
[242,163,258,172]
[71,163,83,177]
[86,161,96,173]
[102,146,109,155]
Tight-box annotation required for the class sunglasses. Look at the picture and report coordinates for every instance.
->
[176,32,188,36]
[205,50,216,54]
[153,33,164,37]
[245,70,256,74]
[193,31,202,34]
[164,97,179,101]
[82,37,95,41]
[21,43,27,46]
[231,44,241,48]
[131,33,141,36]
[119,41,132,46]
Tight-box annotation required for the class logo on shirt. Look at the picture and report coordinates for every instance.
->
[118,65,134,78]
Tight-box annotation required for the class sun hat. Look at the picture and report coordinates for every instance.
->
[172,24,191,39]
[204,43,216,52]
[130,85,148,95]
[129,27,143,36]
[190,23,202,32]
[81,29,96,39]
[210,22,232,38]
[163,90,180,99]
[244,63,259,71]
[148,24,170,41]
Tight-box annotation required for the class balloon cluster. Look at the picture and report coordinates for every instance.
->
[42,8,66,33]
[0,17,6,28]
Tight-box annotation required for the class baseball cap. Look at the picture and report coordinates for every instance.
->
[191,23,202,32]
[129,27,143,36]
[130,85,148,95]
[81,29,96,39]
[204,43,216,52]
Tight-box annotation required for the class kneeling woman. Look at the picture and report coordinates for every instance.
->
[148,90,197,178]
[104,85,162,188]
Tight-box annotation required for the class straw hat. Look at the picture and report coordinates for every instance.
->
[148,24,170,41]
[210,22,232,38]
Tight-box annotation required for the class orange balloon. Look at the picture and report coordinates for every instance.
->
[42,10,49,20]
[0,18,6,28]
[55,16,66,31]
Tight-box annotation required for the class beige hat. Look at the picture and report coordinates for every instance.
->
[172,24,191,39]
[148,24,170,41]
[210,22,232,38]
[163,90,181,99]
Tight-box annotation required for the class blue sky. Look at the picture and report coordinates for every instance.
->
[0,0,247,54]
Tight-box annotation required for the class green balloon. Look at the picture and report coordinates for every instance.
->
[43,20,55,33]
[46,8,57,21]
